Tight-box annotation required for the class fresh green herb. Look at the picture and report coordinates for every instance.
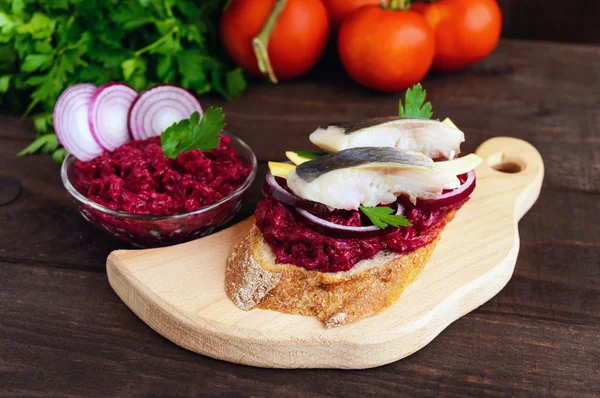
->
[0,0,245,161]
[51,148,68,164]
[398,83,432,119]
[17,134,59,156]
[17,132,66,163]
[295,150,325,159]
[161,108,225,159]
[359,205,412,229]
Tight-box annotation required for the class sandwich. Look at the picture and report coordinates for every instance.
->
[225,85,482,327]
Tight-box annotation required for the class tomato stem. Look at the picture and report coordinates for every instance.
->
[384,0,413,10]
[252,0,288,84]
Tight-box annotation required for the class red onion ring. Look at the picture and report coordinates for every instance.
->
[418,170,476,209]
[54,84,93,156]
[296,204,404,239]
[54,83,104,161]
[128,85,203,140]
[264,172,330,216]
[88,82,137,151]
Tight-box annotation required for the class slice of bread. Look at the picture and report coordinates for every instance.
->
[226,211,457,327]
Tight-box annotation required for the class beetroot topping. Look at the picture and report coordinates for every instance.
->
[73,135,251,215]
[255,194,468,273]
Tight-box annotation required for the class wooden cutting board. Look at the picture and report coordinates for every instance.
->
[107,137,543,369]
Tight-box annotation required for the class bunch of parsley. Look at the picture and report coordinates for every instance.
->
[0,0,245,162]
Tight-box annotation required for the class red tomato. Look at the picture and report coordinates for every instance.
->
[337,6,435,92]
[321,0,380,30]
[220,0,329,80]
[413,0,502,72]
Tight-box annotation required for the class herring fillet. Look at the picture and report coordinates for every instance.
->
[286,147,450,210]
[309,117,464,160]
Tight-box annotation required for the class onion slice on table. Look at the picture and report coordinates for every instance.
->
[296,204,405,239]
[88,82,137,151]
[128,85,203,140]
[417,170,476,209]
[264,172,330,216]
[53,83,104,162]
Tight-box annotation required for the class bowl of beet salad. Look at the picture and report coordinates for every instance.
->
[61,132,257,247]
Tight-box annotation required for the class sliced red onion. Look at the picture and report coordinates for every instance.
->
[88,82,137,151]
[296,204,404,239]
[264,172,329,216]
[418,170,476,209]
[128,85,203,140]
[54,83,104,162]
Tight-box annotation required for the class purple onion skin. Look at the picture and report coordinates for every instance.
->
[262,169,476,239]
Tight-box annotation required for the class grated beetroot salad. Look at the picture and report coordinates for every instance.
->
[73,136,251,215]
[255,194,468,273]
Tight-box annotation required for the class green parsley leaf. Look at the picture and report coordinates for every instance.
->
[225,68,247,98]
[17,134,59,156]
[11,0,26,15]
[34,41,53,54]
[32,112,52,133]
[52,148,67,164]
[161,107,225,159]
[121,58,146,81]
[21,53,54,73]
[15,12,56,39]
[156,56,174,81]
[46,0,69,11]
[359,205,412,229]
[295,150,325,159]
[398,83,433,119]
[0,75,10,93]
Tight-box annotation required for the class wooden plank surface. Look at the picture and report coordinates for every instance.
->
[498,0,600,44]
[0,39,598,395]
[1,262,598,396]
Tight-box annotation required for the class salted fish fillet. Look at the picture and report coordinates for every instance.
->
[286,147,450,210]
[309,117,464,160]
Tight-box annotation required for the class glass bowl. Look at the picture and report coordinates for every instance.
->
[61,132,257,248]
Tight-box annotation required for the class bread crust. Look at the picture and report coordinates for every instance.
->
[226,212,456,327]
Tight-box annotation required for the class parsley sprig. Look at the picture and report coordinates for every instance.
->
[161,108,225,159]
[398,83,433,119]
[2,1,245,163]
[360,206,412,229]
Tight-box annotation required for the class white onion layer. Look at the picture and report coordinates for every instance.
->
[88,82,137,151]
[128,85,203,140]
[54,83,104,161]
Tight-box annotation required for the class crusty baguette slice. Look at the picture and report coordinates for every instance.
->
[226,211,456,327]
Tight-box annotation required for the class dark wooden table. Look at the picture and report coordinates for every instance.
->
[1,39,598,397]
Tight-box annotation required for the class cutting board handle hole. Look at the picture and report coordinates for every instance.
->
[486,152,525,174]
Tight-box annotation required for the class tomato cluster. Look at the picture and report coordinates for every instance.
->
[219,0,502,91]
